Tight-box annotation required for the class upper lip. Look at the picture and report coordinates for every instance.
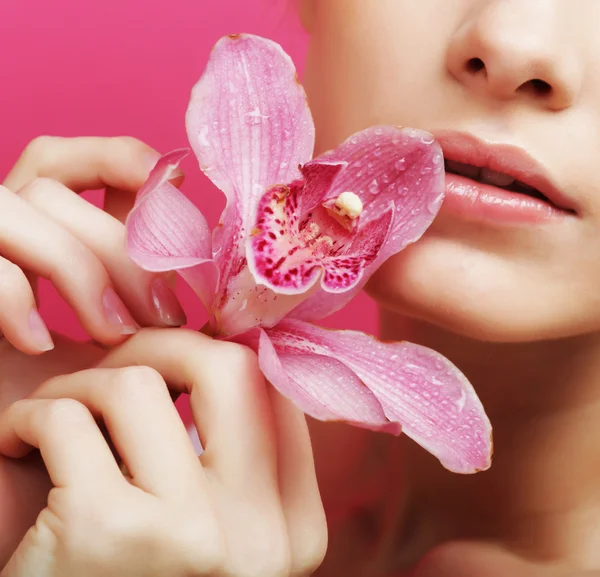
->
[432,130,576,214]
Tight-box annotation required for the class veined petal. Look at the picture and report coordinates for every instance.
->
[266,320,492,474]
[126,150,217,309]
[291,126,445,321]
[186,33,315,299]
[320,126,444,259]
[234,329,399,433]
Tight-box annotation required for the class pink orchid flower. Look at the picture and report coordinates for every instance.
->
[126,34,492,474]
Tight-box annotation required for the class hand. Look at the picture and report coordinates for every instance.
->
[0,329,327,577]
[0,136,186,355]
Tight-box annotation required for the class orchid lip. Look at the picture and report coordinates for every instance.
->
[433,130,578,215]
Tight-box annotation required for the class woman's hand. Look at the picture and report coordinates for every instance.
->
[0,329,327,577]
[0,136,186,355]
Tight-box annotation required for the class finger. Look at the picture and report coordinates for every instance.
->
[0,398,123,490]
[32,367,206,497]
[0,256,54,354]
[3,136,181,195]
[98,329,279,491]
[268,389,327,576]
[19,179,186,328]
[0,185,137,344]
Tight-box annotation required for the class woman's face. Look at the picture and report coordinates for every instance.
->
[301,0,600,342]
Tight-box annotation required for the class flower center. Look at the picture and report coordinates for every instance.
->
[334,191,363,219]
[325,191,363,232]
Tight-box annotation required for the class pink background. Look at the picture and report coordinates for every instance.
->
[0,0,378,342]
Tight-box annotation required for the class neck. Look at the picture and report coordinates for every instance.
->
[380,311,600,566]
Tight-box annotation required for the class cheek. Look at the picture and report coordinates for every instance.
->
[303,0,461,153]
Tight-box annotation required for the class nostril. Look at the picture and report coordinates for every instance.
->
[518,78,553,97]
[466,57,485,74]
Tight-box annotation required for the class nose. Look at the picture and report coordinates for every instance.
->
[446,1,582,111]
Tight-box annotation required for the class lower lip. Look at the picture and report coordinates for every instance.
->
[440,173,572,224]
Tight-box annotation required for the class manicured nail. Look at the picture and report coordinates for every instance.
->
[28,309,54,352]
[145,152,184,179]
[151,278,187,326]
[102,288,138,335]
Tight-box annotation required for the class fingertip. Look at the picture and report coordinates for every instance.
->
[101,287,139,336]
[28,310,55,353]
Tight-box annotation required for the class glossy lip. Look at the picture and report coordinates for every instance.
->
[432,130,577,217]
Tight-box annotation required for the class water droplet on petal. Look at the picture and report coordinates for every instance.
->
[421,134,435,144]
[395,158,407,171]
[411,207,421,216]
[374,127,384,136]
[368,179,380,195]
[374,147,382,157]
[421,166,432,175]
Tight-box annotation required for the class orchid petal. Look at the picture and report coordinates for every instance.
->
[320,126,444,258]
[295,160,346,215]
[321,208,393,293]
[266,320,492,474]
[186,34,315,299]
[247,185,393,296]
[215,267,314,337]
[291,126,445,321]
[126,150,217,309]
[235,329,400,433]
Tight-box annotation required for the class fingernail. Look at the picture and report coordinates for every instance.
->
[151,278,187,327]
[102,288,138,335]
[145,152,184,179]
[28,309,55,352]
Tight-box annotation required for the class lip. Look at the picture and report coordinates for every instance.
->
[432,131,576,224]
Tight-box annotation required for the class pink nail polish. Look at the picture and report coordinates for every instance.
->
[28,309,54,352]
[102,288,137,335]
[151,278,187,326]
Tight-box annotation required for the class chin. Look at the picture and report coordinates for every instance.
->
[365,234,600,344]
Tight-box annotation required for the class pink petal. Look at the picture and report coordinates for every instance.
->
[295,160,346,215]
[214,267,314,337]
[126,150,217,309]
[247,184,322,295]
[321,208,393,293]
[267,320,492,474]
[291,126,445,321]
[247,184,393,295]
[234,329,400,433]
[186,34,315,299]
[320,126,444,259]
